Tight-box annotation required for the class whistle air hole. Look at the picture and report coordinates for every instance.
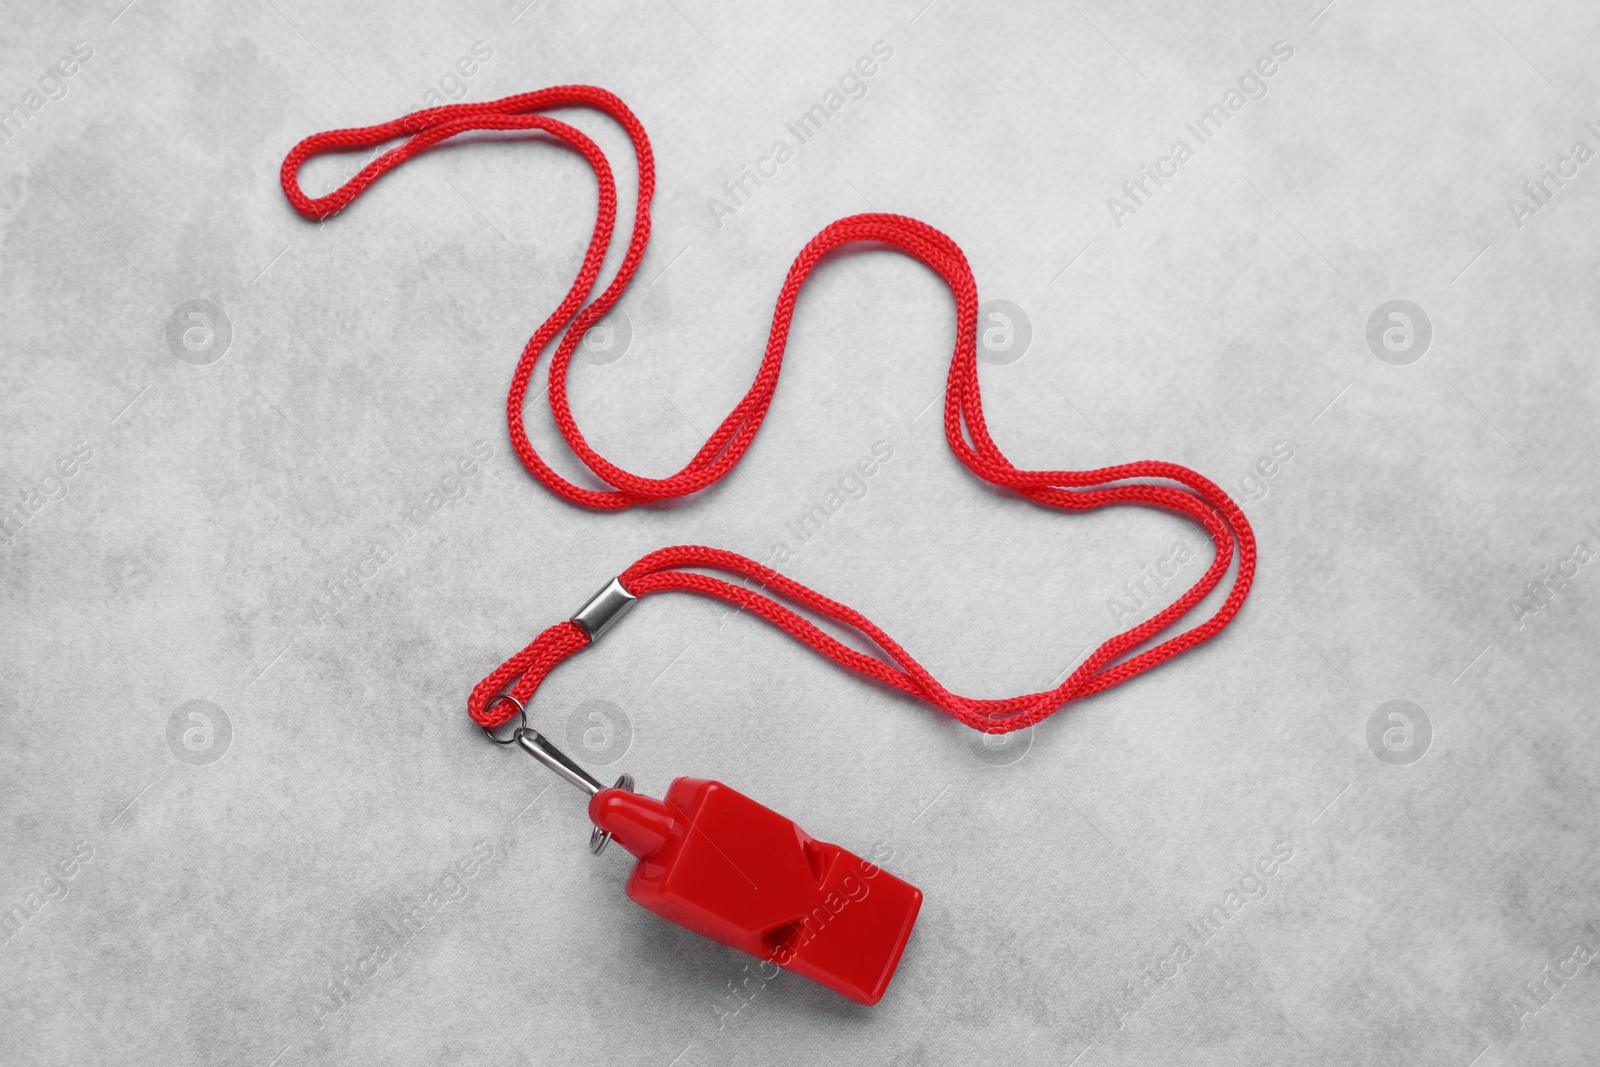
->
[762,920,803,956]
[802,839,828,884]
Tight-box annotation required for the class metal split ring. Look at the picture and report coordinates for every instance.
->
[588,773,635,855]
[482,693,528,745]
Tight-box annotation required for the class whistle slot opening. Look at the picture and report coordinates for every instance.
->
[802,840,828,885]
[762,920,803,957]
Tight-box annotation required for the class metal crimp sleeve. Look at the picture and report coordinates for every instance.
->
[570,576,638,640]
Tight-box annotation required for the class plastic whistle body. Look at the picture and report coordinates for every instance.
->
[588,778,922,1005]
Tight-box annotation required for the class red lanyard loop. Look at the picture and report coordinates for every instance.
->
[281,87,1256,736]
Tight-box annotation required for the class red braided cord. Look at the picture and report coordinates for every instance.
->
[280,87,1256,736]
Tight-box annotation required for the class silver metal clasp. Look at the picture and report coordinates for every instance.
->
[484,692,633,854]
[519,727,635,855]
[514,725,607,796]
[570,576,637,640]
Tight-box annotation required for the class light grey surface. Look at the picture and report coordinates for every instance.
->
[2,0,1598,1064]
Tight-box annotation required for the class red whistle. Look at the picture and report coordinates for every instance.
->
[500,715,922,1004]
[590,779,922,1005]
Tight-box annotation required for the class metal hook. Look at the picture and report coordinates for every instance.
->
[512,726,609,795]
[488,694,635,855]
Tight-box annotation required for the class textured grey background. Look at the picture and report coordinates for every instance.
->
[2,0,1598,1064]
